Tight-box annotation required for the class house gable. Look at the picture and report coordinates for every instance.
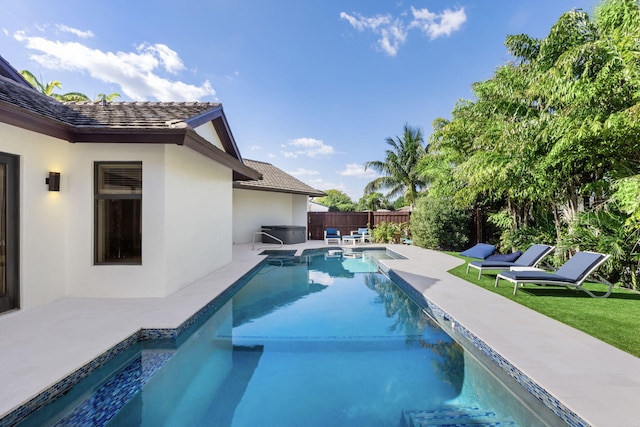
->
[0,55,33,88]
[0,62,260,181]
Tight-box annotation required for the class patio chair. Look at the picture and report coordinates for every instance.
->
[466,244,555,279]
[495,251,611,297]
[324,228,341,245]
[350,227,371,243]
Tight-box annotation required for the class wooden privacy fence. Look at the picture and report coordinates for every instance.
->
[307,211,411,240]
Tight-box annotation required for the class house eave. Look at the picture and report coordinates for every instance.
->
[185,105,242,161]
[184,129,261,181]
[0,102,74,141]
[69,127,187,144]
[233,182,326,197]
[0,56,33,88]
[0,98,260,180]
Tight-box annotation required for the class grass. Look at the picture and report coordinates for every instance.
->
[449,255,640,358]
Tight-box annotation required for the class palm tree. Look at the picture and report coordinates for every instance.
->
[364,124,428,208]
[358,192,388,211]
[19,70,90,101]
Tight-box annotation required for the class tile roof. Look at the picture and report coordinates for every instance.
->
[0,75,75,126]
[62,101,222,129]
[235,159,326,197]
[0,75,221,129]
[0,74,261,181]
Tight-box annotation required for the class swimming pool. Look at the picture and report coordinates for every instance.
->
[17,249,561,426]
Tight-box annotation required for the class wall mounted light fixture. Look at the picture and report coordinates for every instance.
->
[46,172,60,191]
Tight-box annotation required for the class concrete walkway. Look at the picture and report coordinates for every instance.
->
[384,245,640,427]
[0,243,638,426]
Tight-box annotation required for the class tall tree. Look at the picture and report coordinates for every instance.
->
[429,0,640,241]
[357,192,389,211]
[313,190,356,212]
[364,124,428,208]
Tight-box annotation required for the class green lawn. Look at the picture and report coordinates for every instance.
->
[449,256,640,358]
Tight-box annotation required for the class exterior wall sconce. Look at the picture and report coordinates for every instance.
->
[46,172,60,191]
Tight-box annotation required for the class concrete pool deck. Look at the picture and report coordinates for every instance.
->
[0,242,638,426]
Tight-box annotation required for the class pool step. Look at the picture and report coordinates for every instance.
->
[402,406,516,427]
[266,255,299,266]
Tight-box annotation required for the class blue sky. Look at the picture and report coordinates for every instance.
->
[1,0,601,201]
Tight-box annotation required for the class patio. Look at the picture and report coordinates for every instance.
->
[0,242,638,426]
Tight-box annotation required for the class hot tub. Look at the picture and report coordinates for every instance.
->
[261,225,306,244]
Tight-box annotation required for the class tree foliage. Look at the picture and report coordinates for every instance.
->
[410,195,471,251]
[364,124,429,208]
[20,70,91,101]
[313,190,355,212]
[19,70,120,102]
[421,0,640,288]
[356,192,391,211]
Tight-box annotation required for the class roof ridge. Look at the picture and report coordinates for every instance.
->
[62,100,220,106]
[244,158,271,165]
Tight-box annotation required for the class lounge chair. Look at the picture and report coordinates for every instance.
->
[350,227,371,243]
[495,251,611,297]
[324,228,341,245]
[466,244,555,279]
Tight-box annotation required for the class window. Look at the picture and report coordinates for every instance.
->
[95,162,142,264]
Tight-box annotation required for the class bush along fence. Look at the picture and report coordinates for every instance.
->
[307,211,411,241]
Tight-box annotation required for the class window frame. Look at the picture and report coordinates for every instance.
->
[94,161,142,265]
[0,152,19,312]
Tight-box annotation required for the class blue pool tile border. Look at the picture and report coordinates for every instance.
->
[0,260,267,427]
[388,269,589,427]
[1,254,589,427]
[54,350,174,427]
[0,332,140,427]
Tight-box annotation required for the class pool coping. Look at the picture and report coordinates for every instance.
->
[1,243,639,426]
[388,270,586,427]
[0,258,268,427]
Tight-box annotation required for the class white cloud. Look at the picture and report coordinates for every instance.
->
[340,12,407,56]
[307,178,349,193]
[309,270,334,286]
[281,137,335,158]
[409,7,467,39]
[339,12,391,32]
[340,5,466,56]
[56,24,94,38]
[339,163,378,178]
[307,178,361,200]
[143,43,185,74]
[288,168,320,177]
[12,30,215,101]
[249,145,262,151]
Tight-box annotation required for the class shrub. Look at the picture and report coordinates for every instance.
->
[410,196,471,251]
[558,208,640,289]
[487,210,556,253]
[371,221,403,243]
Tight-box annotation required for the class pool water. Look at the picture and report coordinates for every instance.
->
[19,249,557,426]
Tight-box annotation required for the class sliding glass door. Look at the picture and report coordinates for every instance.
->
[0,152,18,314]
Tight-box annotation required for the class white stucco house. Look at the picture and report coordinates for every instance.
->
[308,200,330,212]
[0,54,320,315]
[232,159,325,244]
